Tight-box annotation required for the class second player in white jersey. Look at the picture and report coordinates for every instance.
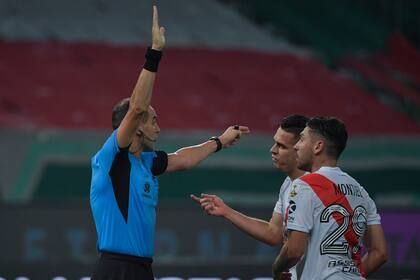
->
[192,115,311,280]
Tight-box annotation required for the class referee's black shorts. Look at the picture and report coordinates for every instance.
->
[91,251,154,280]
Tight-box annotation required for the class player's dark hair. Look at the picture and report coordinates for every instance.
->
[112,98,130,130]
[280,115,309,140]
[307,116,348,159]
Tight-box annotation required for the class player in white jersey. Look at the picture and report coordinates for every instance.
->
[272,116,388,280]
[192,115,309,280]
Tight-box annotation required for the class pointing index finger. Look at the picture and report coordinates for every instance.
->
[190,194,201,204]
[238,126,250,133]
[153,5,159,29]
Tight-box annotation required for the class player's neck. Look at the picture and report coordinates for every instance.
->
[311,157,337,172]
[288,168,305,181]
[132,151,142,158]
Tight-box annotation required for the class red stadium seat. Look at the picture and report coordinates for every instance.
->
[0,41,418,135]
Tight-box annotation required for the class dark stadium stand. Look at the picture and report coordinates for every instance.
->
[339,32,420,121]
[377,32,420,84]
[222,0,392,62]
[340,57,420,106]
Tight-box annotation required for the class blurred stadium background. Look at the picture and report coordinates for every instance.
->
[0,0,419,279]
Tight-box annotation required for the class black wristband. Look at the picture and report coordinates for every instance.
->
[209,136,222,153]
[143,47,162,72]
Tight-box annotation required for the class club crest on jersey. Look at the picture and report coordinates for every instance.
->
[289,184,298,197]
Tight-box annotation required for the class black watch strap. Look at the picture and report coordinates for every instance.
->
[209,136,222,153]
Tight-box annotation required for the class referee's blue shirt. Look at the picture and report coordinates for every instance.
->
[90,130,168,257]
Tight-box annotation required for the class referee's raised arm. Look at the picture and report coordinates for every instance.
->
[116,5,165,149]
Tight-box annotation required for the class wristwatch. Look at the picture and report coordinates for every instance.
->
[209,136,222,152]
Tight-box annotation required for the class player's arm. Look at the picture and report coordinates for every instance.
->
[191,194,283,246]
[117,6,165,148]
[272,230,307,279]
[225,210,283,246]
[362,224,388,276]
[165,126,250,172]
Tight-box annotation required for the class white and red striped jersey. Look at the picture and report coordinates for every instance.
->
[286,167,381,280]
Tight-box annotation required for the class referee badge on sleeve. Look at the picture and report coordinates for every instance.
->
[142,183,152,199]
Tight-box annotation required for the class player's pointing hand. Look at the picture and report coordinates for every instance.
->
[191,194,230,217]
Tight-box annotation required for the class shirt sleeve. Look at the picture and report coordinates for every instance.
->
[151,150,168,176]
[273,192,284,215]
[286,179,314,233]
[273,178,289,215]
[94,130,122,171]
[362,187,381,225]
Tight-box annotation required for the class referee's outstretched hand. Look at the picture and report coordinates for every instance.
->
[219,125,250,149]
[151,5,165,51]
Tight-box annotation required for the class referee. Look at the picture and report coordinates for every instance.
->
[90,5,249,280]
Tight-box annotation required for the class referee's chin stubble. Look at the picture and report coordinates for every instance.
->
[142,136,157,151]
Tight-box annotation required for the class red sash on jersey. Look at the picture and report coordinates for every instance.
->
[300,173,366,277]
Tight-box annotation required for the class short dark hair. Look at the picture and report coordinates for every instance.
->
[280,115,309,140]
[307,116,348,159]
[112,98,130,130]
